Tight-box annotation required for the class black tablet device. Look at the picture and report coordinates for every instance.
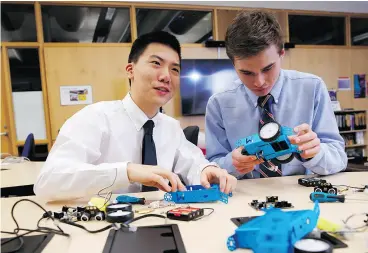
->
[102,224,186,253]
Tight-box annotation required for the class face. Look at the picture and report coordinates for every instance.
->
[233,45,284,97]
[126,43,180,115]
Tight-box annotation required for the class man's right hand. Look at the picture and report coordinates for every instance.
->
[232,147,262,174]
[126,163,186,192]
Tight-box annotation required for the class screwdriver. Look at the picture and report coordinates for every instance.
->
[310,192,368,203]
[116,195,146,205]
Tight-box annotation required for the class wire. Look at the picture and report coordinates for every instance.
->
[1,199,69,253]
[124,214,167,225]
[60,220,116,233]
[333,184,366,190]
[97,167,118,208]
[193,208,215,221]
[1,156,30,164]
[342,212,368,231]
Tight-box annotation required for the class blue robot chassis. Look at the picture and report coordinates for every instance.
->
[227,202,320,253]
[236,125,301,165]
[164,184,231,204]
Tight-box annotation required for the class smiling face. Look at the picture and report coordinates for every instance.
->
[126,43,181,117]
[233,45,284,97]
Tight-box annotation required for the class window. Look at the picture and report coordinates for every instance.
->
[288,15,345,45]
[1,3,37,42]
[41,5,131,42]
[8,48,41,92]
[136,8,213,43]
[351,18,368,46]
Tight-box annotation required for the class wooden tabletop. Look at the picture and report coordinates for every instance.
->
[1,171,368,253]
[1,161,43,188]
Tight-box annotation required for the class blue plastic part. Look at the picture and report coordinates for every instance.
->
[116,195,144,204]
[235,126,301,163]
[227,202,320,253]
[164,184,231,204]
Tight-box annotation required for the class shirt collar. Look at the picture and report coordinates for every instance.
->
[122,93,161,131]
[241,69,285,108]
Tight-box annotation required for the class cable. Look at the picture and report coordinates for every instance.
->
[193,208,215,221]
[97,167,118,208]
[60,220,116,233]
[342,212,368,231]
[333,184,366,190]
[1,156,30,164]
[1,199,69,253]
[124,214,167,225]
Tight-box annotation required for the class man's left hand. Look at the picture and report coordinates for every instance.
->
[288,123,320,160]
[200,166,237,194]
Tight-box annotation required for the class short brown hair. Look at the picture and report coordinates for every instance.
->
[225,10,283,61]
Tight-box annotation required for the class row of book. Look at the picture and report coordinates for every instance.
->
[335,112,366,131]
[341,132,365,146]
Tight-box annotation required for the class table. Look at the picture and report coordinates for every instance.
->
[1,172,367,253]
[1,162,43,197]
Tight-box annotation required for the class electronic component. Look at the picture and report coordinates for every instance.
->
[53,211,65,219]
[249,196,293,210]
[314,183,337,195]
[89,197,111,211]
[227,202,320,252]
[164,184,230,204]
[298,177,327,187]
[62,206,77,213]
[166,207,204,221]
[95,211,106,221]
[81,212,91,221]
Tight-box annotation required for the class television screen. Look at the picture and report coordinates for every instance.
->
[180,59,238,116]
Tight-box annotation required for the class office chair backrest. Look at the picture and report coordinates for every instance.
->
[22,133,35,160]
[183,126,200,146]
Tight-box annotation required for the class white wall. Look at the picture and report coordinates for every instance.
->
[142,1,368,14]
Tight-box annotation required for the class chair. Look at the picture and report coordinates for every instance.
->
[21,133,35,160]
[183,126,200,146]
[21,133,48,161]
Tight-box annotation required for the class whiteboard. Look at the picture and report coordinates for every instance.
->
[12,91,47,141]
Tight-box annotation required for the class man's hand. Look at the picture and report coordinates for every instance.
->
[200,166,237,194]
[127,163,186,192]
[232,146,262,174]
[288,123,321,159]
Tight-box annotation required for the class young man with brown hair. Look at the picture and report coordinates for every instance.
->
[35,31,237,201]
[205,11,347,178]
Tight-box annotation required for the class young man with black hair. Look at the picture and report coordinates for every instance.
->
[35,31,237,201]
[205,11,347,179]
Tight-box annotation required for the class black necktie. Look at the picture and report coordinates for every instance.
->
[141,120,158,192]
[257,94,282,177]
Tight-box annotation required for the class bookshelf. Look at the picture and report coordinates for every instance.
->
[334,110,367,158]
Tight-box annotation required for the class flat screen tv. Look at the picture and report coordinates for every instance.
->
[180,59,238,116]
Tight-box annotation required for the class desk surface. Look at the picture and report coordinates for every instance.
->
[1,172,368,253]
[1,162,43,188]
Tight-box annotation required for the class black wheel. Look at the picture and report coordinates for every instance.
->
[259,122,281,142]
[314,188,322,193]
[274,153,294,164]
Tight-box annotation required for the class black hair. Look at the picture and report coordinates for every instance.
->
[128,31,181,86]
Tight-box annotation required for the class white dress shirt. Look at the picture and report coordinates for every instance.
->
[34,93,213,201]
